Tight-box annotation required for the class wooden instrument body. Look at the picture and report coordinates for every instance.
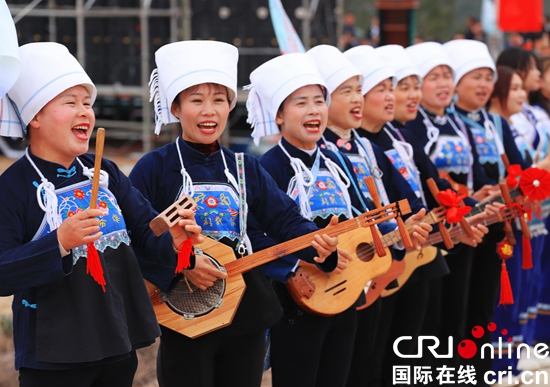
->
[288,227,392,316]
[359,259,406,309]
[145,237,246,339]
[381,246,438,297]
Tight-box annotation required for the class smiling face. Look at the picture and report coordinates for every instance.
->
[455,67,495,111]
[394,75,422,124]
[523,57,541,92]
[276,84,328,150]
[29,85,95,168]
[361,78,395,132]
[506,73,527,116]
[420,65,454,115]
[171,83,231,144]
[328,75,363,129]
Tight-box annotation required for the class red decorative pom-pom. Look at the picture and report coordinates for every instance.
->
[519,167,550,201]
[497,238,514,259]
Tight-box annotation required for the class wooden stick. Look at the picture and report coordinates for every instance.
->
[426,178,454,249]
[364,176,387,257]
[89,128,105,210]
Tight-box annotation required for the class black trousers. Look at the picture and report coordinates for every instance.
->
[271,303,357,387]
[346,297,382,387]
[157,325,265,387]
[19,351,137,387]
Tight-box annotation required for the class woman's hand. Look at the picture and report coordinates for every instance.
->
[183,254,228,290]
[405,208,433,250]
[312,215,339,263]
[169,208,204,248]
[57,208,104,251]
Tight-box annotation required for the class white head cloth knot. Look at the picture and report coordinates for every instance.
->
[0,42,96,138]
[375,44,422,84]
[344,45,397,96]
[149,40,239,135]
[405,42,454,80]
[0,0,21,100]
[245,53,330,146]
[443,40,497,85]
[306,45,363,94]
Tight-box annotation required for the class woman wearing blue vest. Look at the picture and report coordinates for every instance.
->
[443,39,528,378]
[129,41,339,387]
[0,42,200,387]
[246,51,431,387]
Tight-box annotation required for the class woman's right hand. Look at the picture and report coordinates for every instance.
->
[183,254,228,290]
[57,208,104,251]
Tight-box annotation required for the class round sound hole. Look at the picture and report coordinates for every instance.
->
[356,242,375,262]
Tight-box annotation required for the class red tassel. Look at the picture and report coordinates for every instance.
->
[499,259,514,306]
[86,242,106,292]
[522,234,533,270]
[175,238,194,273]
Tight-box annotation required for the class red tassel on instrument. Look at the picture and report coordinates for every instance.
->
[86,242,106,292]
[522,234,533,270]
[499,259,514,306]
[176,238,194,273]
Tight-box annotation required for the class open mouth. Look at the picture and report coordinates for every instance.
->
[350,106,362,120]
[72,124,90,140]
[198,121,218,133]
[385,104,394,113]
[407,102,418,112]
[304,119,322,132]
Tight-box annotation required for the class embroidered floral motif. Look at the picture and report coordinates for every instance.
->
[32,180,131,266]
[205,196,219,208]
[290,171,349,220]
[429,135,470,175]
[316,181,328,190]
[184,184,241,242]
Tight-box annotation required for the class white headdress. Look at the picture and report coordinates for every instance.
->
[344,45,396,96]
[375,44,422,84]
[306,44,363,94]
[405,42,454,80]
[443,39,497,85]
[0,0,21,100]
[0,42,96,138]
[149,40,238,135]
[245,53,330,145]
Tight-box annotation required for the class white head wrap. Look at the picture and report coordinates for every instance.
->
[245,53,330,145]
[149,40,238,135]
[405,42,454,80]
[443,39,497,85]
[343,45,396,96]
[306,44,363,94]
[0,42,96,138]
[375,44,422,84]
[0,0,20,100]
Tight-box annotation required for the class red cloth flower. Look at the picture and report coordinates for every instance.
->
[519,167,550,201]
[506,164,522,189]
[438,189,472,223]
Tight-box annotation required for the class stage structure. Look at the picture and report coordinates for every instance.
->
[6,0,342,152]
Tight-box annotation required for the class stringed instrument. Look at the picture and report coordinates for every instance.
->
[380,183,531,298]
[144,195,411,338]
[284,176,415,316]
